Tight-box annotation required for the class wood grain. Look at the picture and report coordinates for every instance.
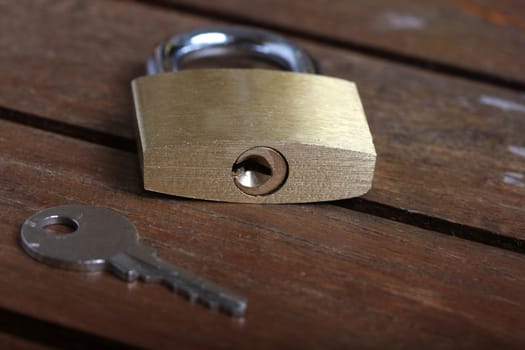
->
[0,0,523,239]
[2,118,525,348]
[157,0,525,85]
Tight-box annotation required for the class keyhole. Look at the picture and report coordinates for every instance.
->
[233,155,273,188]
[41,216,78,234]
[232,147,288,196]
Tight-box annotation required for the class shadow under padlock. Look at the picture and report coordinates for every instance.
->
[132,26,376,204]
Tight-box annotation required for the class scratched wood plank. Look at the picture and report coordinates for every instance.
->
[1,119,525,349]
[159,0,525,84]
[0,0,524,239]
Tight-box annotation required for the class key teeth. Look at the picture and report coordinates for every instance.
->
[169,283,247,316]
[194,295,247,317]
[172,285,199,303]
[126,269,139,282]
[218,299,247,317]
[198,298,219,311]
[227,305,247,317]
[109,253,248,316]
[141,274,162,283]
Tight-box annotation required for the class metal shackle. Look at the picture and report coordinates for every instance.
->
[146,26,318,75]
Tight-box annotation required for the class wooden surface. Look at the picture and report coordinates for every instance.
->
[0,0,524,348]
[163,0,525,87]
[2,0,524,239]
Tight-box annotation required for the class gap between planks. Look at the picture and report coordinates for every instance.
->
[129,0,525,93]
[1,106,523,256]
[0,307,134,349]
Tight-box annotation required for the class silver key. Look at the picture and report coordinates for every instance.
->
[20,205,247,316]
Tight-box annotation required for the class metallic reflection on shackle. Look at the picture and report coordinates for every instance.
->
[146,26,319,75]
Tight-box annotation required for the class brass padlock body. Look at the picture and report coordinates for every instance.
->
[132,69,376,203]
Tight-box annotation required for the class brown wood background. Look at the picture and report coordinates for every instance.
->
[0,0,524,348]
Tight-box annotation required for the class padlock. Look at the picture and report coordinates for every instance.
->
[132,27,376,204]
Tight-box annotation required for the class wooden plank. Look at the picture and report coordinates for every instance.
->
[0,309,126,349]
[158,0,525,85]
[0,333,47,350]
[2,119,525,348]
[0,0,524,239]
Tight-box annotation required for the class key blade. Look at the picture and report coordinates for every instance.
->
[107,247,247,316]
